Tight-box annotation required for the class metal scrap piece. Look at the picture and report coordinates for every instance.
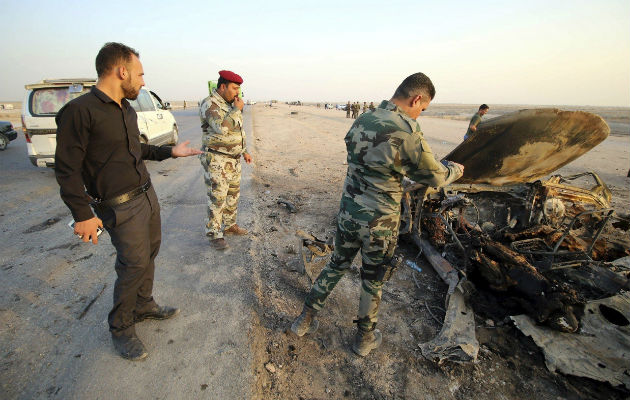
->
[419,284,479,363]
[414,237,479,363]
[511,292,630,389]
[445,109,610,186]
[297,233,333,283]
[278,199,297,213]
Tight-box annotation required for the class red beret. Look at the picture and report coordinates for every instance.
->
[218,70,243,84]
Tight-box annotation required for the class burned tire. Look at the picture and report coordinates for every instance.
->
[0,133,8,151]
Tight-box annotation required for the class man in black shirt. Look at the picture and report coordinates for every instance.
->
[55,42,202,360]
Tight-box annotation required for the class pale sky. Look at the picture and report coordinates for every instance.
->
[2,0,629,106]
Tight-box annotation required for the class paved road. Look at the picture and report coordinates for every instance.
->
[0,109,256,399]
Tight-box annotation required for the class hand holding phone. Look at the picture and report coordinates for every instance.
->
[69,217,104,244]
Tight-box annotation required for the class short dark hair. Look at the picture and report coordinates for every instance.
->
[95,42,139,77]
[217,76,229,90]
[479,104,489,110]
[393,72,436,100]
[217,76,240,90]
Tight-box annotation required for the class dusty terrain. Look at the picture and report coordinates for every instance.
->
[246,104,629,399]
[1,103,628,399]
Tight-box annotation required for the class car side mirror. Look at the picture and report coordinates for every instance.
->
[163,102,171,110]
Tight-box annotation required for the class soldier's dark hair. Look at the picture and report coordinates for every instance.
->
[479,104,489,110]
[218,76,236,90]
[95,42,139,78]
[393,72,436,100]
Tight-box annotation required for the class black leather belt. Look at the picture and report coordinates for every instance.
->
[92,180,152,210]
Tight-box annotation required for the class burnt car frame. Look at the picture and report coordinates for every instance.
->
[399,109,629,387]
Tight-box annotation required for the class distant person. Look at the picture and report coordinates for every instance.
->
[55,42,202,361]
[183,100,187,109]
[198,70,252,250]
[369,102,375,111]
[346,101,351,118]
[290,72,464,356]
[362,102,368,114]
[352,102,360,119]
[464,104,489,140]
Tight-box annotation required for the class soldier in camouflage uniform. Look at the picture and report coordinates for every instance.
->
[362,102,368,114]
[352,102,360,119]
[369,102,375,111]
[291,73,464,356]
[346,101,351,118]
[463,104,489,140]
[199,70,252,250]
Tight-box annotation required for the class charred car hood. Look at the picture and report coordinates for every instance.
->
[444,109,610,186]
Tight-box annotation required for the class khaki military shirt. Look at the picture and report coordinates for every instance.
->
[465,112,482,139]
[340,100,462,223]
[199,89,247,157]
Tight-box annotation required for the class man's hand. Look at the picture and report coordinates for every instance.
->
[243,152,253,164]
[75,217,103,244]
[172,140,203,158]
[469,125,477,132]
[233,96,244,111]
[452,162,465,176]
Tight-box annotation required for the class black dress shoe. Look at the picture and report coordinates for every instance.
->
[135,305,180,322]
[112,333,148,361]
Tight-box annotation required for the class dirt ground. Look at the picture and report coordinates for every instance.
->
[1,103,628,399]
[246,103,630,399]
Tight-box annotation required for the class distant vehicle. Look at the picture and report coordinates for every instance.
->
[22,79,178,167]
[336,104,347,111]
[0,120,18,150]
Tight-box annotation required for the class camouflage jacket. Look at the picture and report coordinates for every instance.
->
[199,89,247,157]
[339,100,463,224]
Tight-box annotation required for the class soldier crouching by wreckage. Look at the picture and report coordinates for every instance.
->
[290,72,464,356]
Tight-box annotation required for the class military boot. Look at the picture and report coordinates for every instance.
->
[224,224,248,235]
[352,327,382,357]
[290,305,319,336]
[210,237,228,250]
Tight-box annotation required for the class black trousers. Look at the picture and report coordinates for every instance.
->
[96,187,161,336]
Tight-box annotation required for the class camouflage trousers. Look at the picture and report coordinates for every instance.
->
[200,153,242,239]
[305,214,400,331]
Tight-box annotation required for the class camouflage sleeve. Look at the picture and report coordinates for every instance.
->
[204,102,228,138]
[242,126,248,154]
[401,135,463,187]
[231,107,247,154]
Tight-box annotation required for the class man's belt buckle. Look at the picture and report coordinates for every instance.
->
[96,181,151,209]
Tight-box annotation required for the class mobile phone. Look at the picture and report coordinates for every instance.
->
[68,219,103,239]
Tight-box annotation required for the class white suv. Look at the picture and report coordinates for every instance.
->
[22,79,178,167]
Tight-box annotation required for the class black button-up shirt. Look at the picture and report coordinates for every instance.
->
[55,86,172,222]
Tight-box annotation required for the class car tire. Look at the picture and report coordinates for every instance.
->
[0,133,8,150]
[169,125,178,145]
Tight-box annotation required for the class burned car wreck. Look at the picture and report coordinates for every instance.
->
[399,109,630,387]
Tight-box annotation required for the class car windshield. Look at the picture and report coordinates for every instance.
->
[30,87,91,115]
[127,98,141,112]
